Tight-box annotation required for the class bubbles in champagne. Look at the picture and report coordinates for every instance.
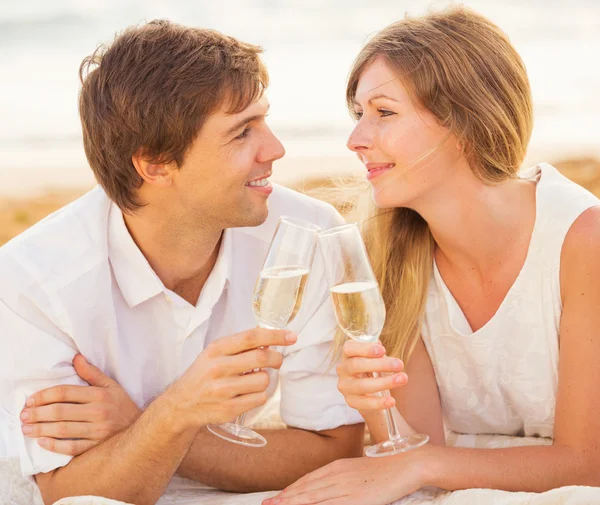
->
[253,266,310,329]
[330,281,386,342]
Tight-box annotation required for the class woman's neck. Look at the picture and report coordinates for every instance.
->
[414,167,537,279]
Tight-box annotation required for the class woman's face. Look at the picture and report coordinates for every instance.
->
[348,56,460,209]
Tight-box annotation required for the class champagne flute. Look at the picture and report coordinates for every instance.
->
[208,216,321,447]
[318,223,429,457]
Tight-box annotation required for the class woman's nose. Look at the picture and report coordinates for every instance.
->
[346,122,373,153]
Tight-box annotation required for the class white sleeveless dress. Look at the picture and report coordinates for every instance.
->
[421,163,600,438]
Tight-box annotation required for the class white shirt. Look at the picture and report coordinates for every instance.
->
[0,184,362,478]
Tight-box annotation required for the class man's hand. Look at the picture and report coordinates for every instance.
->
[20,354,141,456]
[165,327,297,428]
[21,328,297,456]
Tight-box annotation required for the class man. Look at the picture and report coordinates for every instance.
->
[0,20,363,505]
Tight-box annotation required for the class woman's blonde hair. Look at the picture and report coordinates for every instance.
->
[336,6,533,362]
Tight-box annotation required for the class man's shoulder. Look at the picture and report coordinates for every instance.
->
[271,183,343,223]
[236,184,345,244]
[0,186,112,295]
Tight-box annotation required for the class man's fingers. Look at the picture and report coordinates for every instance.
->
[21,403,101,423]
[22,421,101,440]
[220,371,271,397]
[228,391,269,416]
[208,328,297,357]
[26,385,100,408]
[225,348,284,375]
[73,354,116,388]
[37,437,97,456]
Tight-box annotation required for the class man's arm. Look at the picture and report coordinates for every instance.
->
[35,392,198,505]
[24,356,365,493]
[176,423,365,492]
[20,328,295,504]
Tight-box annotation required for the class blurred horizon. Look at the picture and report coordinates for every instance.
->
[0,0,599,196]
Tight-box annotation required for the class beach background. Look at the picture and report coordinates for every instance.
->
[0,0,599,244]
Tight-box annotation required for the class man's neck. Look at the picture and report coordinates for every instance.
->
[123,211,223,306]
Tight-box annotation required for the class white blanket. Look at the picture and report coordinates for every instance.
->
[2,431,600,505]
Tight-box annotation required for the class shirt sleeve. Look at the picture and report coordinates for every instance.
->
[278,203,364,431]
[0,293,84,479]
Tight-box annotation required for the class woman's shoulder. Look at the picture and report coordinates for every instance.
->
[527,163,600,238]
[561,205,600,275]
[558,206,600,342]
[530,162,599,206]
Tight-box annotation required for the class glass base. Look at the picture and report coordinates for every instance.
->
[207,423,267,448]
[365,434,429,458]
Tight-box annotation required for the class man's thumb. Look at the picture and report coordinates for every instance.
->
[73,354,115,387]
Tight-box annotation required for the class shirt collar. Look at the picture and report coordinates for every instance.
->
[191,224,232,311]
[108,203,233,309]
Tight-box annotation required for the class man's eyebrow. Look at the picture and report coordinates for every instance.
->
[224,104,270,137]
[353,93,401,107]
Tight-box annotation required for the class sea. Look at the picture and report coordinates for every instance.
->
[0,0,599,195]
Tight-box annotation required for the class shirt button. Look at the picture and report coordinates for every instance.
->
[165,294,173,304]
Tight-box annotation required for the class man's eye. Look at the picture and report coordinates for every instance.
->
[235,127,251,140]
[378,109,395,117]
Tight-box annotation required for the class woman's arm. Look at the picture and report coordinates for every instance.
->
[428,206,600,491]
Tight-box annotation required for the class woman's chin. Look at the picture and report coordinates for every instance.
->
[372,186,415,209]
[372,188,404,209]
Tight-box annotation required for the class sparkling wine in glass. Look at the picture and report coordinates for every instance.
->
[207,216,320,447]
[319,223,429,457]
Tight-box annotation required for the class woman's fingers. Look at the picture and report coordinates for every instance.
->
[279,460,338,495]
[342,340,386,359]
[344,393,395,411]
[271,483,349,504]
[338,356,404,377]
[339,372,407,396]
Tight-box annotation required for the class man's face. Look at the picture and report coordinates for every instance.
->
[170,95,285,230]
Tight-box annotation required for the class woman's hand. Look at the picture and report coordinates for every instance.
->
[337,339,408,411]
[262,449,430,505]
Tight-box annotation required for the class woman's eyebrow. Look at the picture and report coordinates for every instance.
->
[353,93,401,106]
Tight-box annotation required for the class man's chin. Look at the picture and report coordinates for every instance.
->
[231,204,269,229]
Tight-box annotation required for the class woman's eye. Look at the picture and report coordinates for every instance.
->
[235,127,251,140]
[378,109,395,117]
[352,109,394,120]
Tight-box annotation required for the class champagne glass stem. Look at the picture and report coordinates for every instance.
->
[231,324,268,428]
[373,372,401,441]
[235,412,247,427]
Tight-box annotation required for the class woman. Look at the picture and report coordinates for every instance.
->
[264,6,600,505]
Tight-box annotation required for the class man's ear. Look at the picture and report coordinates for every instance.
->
[132,148,174,187]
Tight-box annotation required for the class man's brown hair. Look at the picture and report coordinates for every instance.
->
[79,20,269,211]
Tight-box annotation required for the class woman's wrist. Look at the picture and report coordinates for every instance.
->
[409,442,442,489]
